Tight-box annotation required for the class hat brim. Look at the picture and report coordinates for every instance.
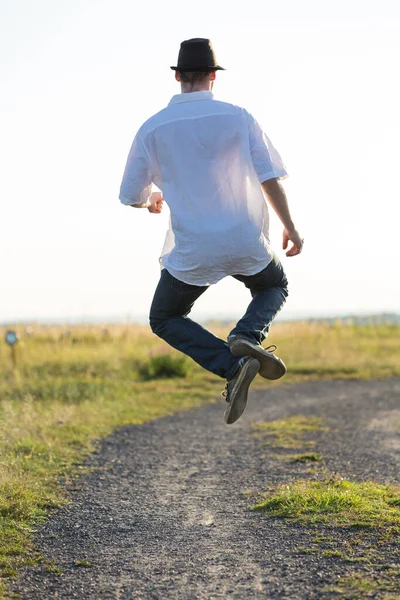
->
[170,65,225,71]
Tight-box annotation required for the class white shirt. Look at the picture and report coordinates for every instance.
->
[119,91,287,286]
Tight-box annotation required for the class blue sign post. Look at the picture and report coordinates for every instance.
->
[5,330,18,370]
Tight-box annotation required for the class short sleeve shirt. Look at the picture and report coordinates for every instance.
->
[119,91,287,285]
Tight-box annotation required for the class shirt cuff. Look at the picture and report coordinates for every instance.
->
[258,169,288,183]
[119,191,151,207]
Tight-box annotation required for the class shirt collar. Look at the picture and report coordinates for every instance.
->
[169,91,214,105]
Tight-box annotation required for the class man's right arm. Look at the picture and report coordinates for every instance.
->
[261,178,304,257]
[119,134,153,208]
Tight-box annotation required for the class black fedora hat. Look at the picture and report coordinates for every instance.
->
[170,38,225,72]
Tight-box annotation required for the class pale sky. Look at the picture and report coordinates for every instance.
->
[1,0,399,323]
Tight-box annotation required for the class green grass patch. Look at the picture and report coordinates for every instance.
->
[267,452,324,464]
[254,478,400,593]
[44,561,63,575]
[328,569,400,598]
[74,560,93,568]
[291,452,322,462]
[138,353,192,380]
[252,415,327,449]
[252,478,400,528]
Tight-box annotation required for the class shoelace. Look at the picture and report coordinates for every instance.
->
[221,383,229,401]
[265,344,277,353]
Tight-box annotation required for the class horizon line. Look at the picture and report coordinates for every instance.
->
[1,311,399,328]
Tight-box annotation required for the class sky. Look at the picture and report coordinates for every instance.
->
[1,0,399,323]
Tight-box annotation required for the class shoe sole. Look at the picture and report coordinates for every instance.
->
[229,340,286,380]
[224,358,260,425]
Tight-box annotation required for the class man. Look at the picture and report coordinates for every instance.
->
[119,38,303,425]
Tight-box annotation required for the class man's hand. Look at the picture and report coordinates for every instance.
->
[147,192,164,214]
[261,179,303,257]
[283,228,304,257]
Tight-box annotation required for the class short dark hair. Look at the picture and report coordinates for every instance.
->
[178,71,212,85]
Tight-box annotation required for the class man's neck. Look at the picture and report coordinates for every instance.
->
[180,84,212,94]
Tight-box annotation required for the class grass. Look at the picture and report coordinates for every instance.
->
[253,477,400,596]
[266,452,324,464]
[251,412,400,597]
[328,569,400,598]
[291,452,322,462]
[74,560,93,568]
[216,320,400,383]
[0,321,399,595]
[252,477,400,528]
[138,353,192,380]
[252,415,327,449]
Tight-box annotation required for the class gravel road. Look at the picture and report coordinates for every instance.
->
[10,378,400,599]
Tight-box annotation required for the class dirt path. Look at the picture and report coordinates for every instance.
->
[10,379,400,599]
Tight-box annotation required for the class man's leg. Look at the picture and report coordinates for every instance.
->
[229,253,289,344]
[149,269,240,380]
[227,254,288,380]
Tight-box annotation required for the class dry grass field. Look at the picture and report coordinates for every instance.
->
[0,321,399,594]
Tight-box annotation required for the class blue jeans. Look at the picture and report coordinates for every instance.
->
[149,254,288,380]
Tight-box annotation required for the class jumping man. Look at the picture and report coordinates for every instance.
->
[119,38,304,424]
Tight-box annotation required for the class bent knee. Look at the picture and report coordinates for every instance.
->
[281,275,289,294]
[149,316,160,335]
[149,314,167,337]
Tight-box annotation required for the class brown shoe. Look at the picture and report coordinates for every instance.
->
[222,357,260,425]
[228,337,286,380]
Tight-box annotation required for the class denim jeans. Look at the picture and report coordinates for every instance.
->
[149,254,288,380]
